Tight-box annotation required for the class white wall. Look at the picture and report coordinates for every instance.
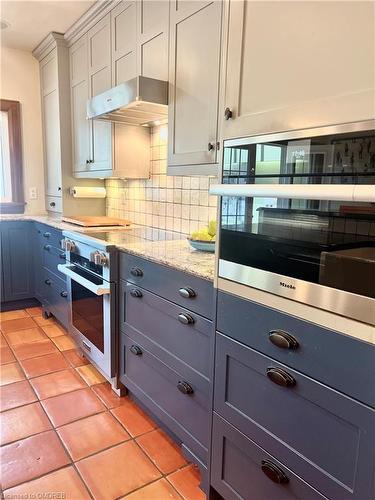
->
[1,47,45,214]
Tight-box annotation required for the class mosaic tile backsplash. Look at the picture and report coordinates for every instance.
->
[106,125,218,236]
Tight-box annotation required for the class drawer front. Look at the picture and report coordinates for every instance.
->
[42,244,66,279]
[42,269,69,328]
[46,196,62,213]
[34,223,63,250]
[214,332,375,500]
[121,281,212,379]
[211,414,327,500]
[120,253,213,319]
[217,291,375,408]
[121,333,209,452]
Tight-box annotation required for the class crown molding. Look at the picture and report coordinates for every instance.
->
[32,32,66,61]
[64,0,121,46]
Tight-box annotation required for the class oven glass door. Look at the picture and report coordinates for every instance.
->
[220,131,375,300]
[71,269,105,352]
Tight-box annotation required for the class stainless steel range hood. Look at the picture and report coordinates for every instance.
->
[87,76,168,126]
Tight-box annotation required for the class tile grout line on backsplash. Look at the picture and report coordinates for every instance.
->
[106,124,218,235]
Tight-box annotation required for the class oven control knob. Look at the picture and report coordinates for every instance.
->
[64,240,76,252]
[92,251,108,266]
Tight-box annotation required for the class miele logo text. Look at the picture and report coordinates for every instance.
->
[279,281,296,290]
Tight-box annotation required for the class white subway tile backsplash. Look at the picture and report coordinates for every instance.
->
[105,125,217,236]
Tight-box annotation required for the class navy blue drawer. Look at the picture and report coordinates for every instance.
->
[42,268,69,329]
[120,281,212,379]
[217,291,375,408]
[120,332,209,462]
[42,244,66,280]
[120,253,213,319]
[211,413,327,500]
[34,223,63,250]
[214,332,375,500]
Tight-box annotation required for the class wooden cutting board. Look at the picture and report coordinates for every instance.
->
[62,216,132,227]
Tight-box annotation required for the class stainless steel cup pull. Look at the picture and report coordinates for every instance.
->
[130,289,143,298]
[261,460,289,484]
[177,381,194,395]
[43,244,51,251]
[266,367,296,388]
[269,330,299,350]
[60,291,68,298]
[178,287,196,299]
[44,279,51,286]
[178,313,195,325]
[43,232,51,238]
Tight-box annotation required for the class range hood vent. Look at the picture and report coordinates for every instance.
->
[87,76,168,126]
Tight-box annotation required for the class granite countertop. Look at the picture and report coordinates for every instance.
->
[0,214,216,281]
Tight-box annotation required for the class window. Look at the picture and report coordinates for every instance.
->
[0,99,24,213]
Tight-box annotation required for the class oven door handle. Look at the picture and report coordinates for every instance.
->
[57,264,111,296]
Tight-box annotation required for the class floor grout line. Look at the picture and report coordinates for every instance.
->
[1,309,201,500]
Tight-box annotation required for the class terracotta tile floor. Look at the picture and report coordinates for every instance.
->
[0,308,205,499]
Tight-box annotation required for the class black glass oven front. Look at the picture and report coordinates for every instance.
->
[70,267,104,352]
[220,128,375,300]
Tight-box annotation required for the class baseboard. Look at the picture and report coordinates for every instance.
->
[0,298,41,312]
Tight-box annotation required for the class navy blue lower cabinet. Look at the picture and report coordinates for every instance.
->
[211,414,328,500]
[217,291,375,408]
[213,332,375,500]
[122,281,212,379]
[1,221,34,302]
[120,332,209,463]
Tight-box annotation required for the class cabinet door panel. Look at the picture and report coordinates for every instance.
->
[141,32,168,81]
[222,0,375,139]
[41,51,57,96]
[112,1,137,85]
[1,223,33,302]
[71,79,90,172]
[140,0,169,34]
[168,2,222,167]
[43,90,61,197]
[88,14,112,173]
[70,36,90,173]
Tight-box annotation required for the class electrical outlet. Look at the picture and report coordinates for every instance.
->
[29,187,38,200]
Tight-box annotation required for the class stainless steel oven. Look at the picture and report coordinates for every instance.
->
[211,121,375,326]
[58,232,117,379]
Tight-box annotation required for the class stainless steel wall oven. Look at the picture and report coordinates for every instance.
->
[212,121,375,325]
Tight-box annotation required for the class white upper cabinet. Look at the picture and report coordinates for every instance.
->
[40,49,62,199]
[111,1,137,84]
[138,0,169,81]
[168,1,223,175]
[87,14,113,175]
[222,0,375,140]
[70,36,90,173]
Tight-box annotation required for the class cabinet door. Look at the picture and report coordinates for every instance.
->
[138,0,169,81]
[40,50,62,198]
[222,0,375,140]
[168,1,222,170]
[111,1,137,84]
[1,222,33,302]
[70,36,90,173]
[88,14,113,174]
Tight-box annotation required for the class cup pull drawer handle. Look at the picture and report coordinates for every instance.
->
[269,330,299,350]
[130,289,143,298]
[130,345,143,356]
[43,244,51,251]
[43,232,51,238]
[44,279,51,286]
[60,291,68,298]
[261,460,289,484]
[178,313,195,325]
[177,381,194,395]
[130,267,143,277]
[178,287,196,299]
[266,368,296,388]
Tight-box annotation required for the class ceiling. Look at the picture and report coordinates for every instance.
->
[1,0,96,51]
